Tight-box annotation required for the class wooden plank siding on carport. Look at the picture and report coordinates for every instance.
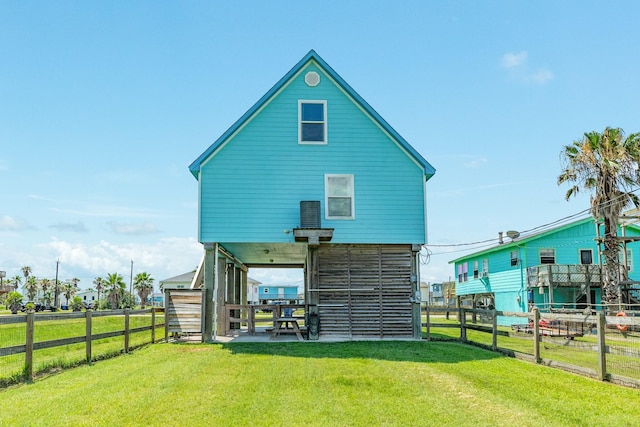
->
[315,244,415,339]
[164,289,203,337]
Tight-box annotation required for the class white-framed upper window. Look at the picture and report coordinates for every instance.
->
[299,100,327,144]
[539,248,556,264]
[325,174,354,219]
[482,259,489,275]
[510,250,519,266]
[579,249,593,265]
[473,261,479,279]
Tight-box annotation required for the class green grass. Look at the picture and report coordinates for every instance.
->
[0,341,638,427]
[0,312,161,386]
[425,317,640,381]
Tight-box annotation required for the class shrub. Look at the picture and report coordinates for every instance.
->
[70,296,84,312]
[6,291,23,314]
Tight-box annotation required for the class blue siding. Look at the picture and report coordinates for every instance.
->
[199,62,426,244]
[452,218,640,317]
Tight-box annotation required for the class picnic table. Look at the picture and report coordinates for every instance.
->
[271,317,305,341]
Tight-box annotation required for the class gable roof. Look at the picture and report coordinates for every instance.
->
[188,49,435,180]
[449,215,640,264]
[450,216,594,264]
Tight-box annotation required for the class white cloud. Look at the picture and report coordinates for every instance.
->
[0,215,35,231]
[500,51,553,84]
[41,237,203,284]
[107,221,160,235]
[464,157,488,168]
[530,68,554,84]
[500,51,528,69]
[49,221,88,233]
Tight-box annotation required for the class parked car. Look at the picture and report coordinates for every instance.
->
[21,302,45,312]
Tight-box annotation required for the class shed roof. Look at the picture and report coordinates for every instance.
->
[188,49,435,180]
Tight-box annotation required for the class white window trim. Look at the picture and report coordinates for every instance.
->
[298,100,327,145]
[539,248,556,264]
[325,174,355,220]
[579,248,593,265]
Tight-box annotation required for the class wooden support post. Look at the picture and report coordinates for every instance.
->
[307,245,320,340]
[411,246,422,339]
[596,311,607,381]
[86,309,93,363]
[533,308,540,363]
[491,309,498,351]
[548,266,554,309]
[124,308,130,353]
[460,308,467,342]
[25,312,34,381]
[216,257,226,337]
[203,243,217,342]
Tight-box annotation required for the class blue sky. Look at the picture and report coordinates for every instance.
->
[1,1,638,290]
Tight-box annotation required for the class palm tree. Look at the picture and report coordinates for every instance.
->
[12,275,22,291]
[24,276,39,301]
[21,266,31,281]
[93,277,104,307]
[558,127,640,308]
[105,273,126,309]
[40,278,52,305]
[133,272,154,309]
[61,282,77,307]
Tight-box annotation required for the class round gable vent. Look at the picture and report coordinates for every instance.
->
[305,71,320,87]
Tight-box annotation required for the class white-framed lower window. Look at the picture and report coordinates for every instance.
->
[325,174,354,219]
[621,249,633,272]
[299,100,327,144]
[482,259,489,275]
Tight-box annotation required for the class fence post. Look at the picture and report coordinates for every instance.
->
[164,289,169,342]
[491,309,498,351]
[533,308,540,363]
[124,309,130,353]
[596,311,607,381]
[460,308,467,342]
[425,303,430,341]
[151,307,156,344]
[86,309,93,363]
[25,311,34,381]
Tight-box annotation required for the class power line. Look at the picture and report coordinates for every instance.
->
[423,186,640,256]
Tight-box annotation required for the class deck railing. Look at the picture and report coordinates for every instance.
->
[526,264,603,288]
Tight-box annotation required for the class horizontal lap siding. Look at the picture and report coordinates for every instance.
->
[318,244,413,338]
[199,63,426,244]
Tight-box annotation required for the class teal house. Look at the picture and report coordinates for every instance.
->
[450,216,640,325]
[189,50,435,340]
[258,285,300,304]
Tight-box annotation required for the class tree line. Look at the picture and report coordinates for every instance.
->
[2,266,155,313]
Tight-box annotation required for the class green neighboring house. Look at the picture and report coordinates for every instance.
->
[450,216,640,325]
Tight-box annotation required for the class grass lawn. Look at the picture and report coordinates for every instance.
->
[0,341,638,427]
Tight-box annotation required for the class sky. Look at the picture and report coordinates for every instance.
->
[1,1,639,291]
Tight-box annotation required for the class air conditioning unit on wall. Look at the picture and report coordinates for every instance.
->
[300,201,321,228]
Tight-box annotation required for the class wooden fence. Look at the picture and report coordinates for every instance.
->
[424,305,640,388]
[0,308,163,383]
